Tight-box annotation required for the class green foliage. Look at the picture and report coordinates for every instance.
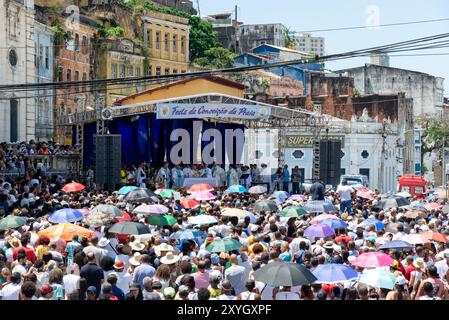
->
[284,27,297,49]
[262,79,271,92]
[193,47,236,69]
[51,24,71,44]
[419,117,449,151]
[353,87,361,97]
[99,26,125,38]
[124,0,191,19]
[189,16,222,61]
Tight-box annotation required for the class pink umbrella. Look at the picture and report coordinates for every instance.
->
[357,191,374,200]
[424,202,441,211]
[354,186,370,193]
[189,191,216,201]
[133,204,168,215]
[351,252,394,268]
[310,214,340,225]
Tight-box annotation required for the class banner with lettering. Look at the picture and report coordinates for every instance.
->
[156,103,271,120]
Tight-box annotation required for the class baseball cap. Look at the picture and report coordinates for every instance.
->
[87,286,97,294]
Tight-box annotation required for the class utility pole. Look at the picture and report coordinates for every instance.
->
[380,120,387,192]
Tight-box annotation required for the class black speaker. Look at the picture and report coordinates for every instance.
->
[319,140,341,187]
[95,134,121,185]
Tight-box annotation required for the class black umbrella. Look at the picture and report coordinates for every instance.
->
[253,199,279,213]
[252,261,317,287]
[123,188,159,203]
[378,240,413,250]
[375,195,410,210]
[108,221,151,235]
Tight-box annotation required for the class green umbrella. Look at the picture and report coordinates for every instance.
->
[0,215,27,230]
[280,206,308,218]
[206,238,242,253]
[147,214,177,226]
[160,189,176,198]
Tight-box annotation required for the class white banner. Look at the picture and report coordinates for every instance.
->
[156,103,271,120]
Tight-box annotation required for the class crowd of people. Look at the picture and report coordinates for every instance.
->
[0,156,449,301]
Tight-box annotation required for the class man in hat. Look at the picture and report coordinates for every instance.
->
[132,254,155,289]
[110,259,132,295]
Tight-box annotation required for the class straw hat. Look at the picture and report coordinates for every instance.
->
[129,240,145,252]
[129,252,142,266]
[413,257,425,270]
[160,252,180,265]
[8,237,20,248]
[154,243,174,256]
[98,238,110,248]
[323,241,335,250]
[113,260,125,270]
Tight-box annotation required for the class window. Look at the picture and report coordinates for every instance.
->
[135,67,141,77]
[74,71,79,92]
[359,168,370,181]
[156,67,161,76]
[146,28,152,47]
[361,150,369,159]
[148,65,152,76]
[10,99,18,142]
[45,46,49,69]
[173,34,177,53]
[127,66,133,77]
[58,67,63,81]
[164,67,170,75]
[111,64,117,79]
[90,37,95,58]
[156,32,161,49]
[82,72,87,90]
[66,69,72,81]
[341,168,346,175]
[181,36,186,54]
[120,65,125,78]
[39,45,43,67]
[82,35,88,55]
[173,69,178,74]
[164,33,169,52]
[75,33,80,52]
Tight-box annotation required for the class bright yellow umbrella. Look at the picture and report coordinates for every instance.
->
[221,208,248,218]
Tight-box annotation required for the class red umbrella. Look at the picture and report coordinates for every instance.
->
[187,183,214,193]
[116,211,131,222]
[357,191,374,200]
[424,203,441,211]
[422,231,447,243]
[355,186,370,193]
[62,182,85,192]
[180,197,199,209]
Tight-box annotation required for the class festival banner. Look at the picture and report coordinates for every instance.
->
[156,103,271,120]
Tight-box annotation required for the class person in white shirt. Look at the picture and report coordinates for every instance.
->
[135,165,146,186]
[171,164,184,188]
[212,164,226,187]
[336,180,354,215]
[0,272,21,300]
[224,255,246,295]
[434,253,449,281]
[109,260,132,295]
[63,265,80,300]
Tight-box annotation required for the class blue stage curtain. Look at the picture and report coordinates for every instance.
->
[133,114,150,163]
[149,113,167,166]
[83,122,97,168]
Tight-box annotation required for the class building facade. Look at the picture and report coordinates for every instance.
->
[142,10,190,77]
[370,53,390,67]
[34,20,55,141]
[294,32,325,57]
[0,0,36,142]
[238,24,286,54]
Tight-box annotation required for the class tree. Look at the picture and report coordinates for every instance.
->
[193,47,236,69]
[417,116,449,168]
[284,27,297,49]
[189,16,221,61]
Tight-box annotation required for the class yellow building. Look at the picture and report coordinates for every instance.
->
[97,38,146,106]
[142,10,190,76]
[114,76,245,106]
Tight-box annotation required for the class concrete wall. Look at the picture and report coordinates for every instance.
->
[238,24,286,54]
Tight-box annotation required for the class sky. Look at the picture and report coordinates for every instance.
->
[199,0,449,94]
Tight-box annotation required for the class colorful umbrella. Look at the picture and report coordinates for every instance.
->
[117,186,139,195]
[312,263,358,284]
[0,215,26,230]
[221,208,248,218]
[159,189,176,198]
[359,268,397,289]
[38,223,93,241]
[188,191,216,201]
[357,191,374,200]
[318,218,348,229]
[147,214,177,226]
[108,221,151,235]
[353,185,370,193]
[378,240,413,250]
[248,185,268,194]
[357,218,384,230]
[180,198,199,209]
[171,229,206,241]
[82,211,116,227]
[303,200,336,213]
[187,215,218,225]
[253,199,279,213]
[206,238,242,253]
[279,206,308,218]
[145,204,169,215]
[272,191,290,199]
[226,185,247,193]
[252,262,317,287]
[304,224,335,240]
[310,214,340,225]
[187,183,214,193]
[62,182,85,192]
[423,202,441,211]
[404,210,420,219]
[422,231,447,243]
[48,208,84,224]
[115,211,131,222]
[133,204,160,215]
[351,252,394,268]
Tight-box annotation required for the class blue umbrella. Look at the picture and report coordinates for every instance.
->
[378,240,413,250]
[272,191,290,199]
[317,218,348,229]
[359,268,397,289]
[117,186,139,195]
[358,218,384,230]
[48,208,84,224]
[172,229,206,241]
[312,263,358,284]
[226,185,247,193]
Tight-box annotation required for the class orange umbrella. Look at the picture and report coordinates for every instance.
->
[180,197,199,209]
[38,223,93,241]
[62,182,85,192]
[422,231,447,243]
[187,183,214,193]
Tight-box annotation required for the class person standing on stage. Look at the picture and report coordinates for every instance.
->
[202,163,212,178]
[282,164,290,193]
[260,164,271,192]
[212,163,226,187]
[136,164,146,188]
[227,165,239,186]
[171,164,184,188]
[291,166,301,195]
[182,164,192,180]
[157,163,171,189]
[310,178,325,201]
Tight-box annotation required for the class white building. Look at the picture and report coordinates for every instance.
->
[294,32,325,57]
[370,53,390,67]
[243,118,402,192]
[0,0,36,142]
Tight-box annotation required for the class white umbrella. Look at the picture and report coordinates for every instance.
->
[187,215,218,226]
